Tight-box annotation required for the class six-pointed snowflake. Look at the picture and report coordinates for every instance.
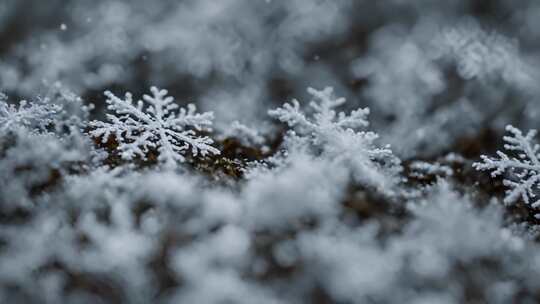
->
[89,87,220,168]
[269,87,401,192]
[268,87,371,138]
[474,125,540,218]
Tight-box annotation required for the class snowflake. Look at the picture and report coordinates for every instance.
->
[0,93,61,132]
[269,86,401,192]
[89,86,220,168]
[433,20,534,89]
[474,125,540,218]
[269,87,370,137]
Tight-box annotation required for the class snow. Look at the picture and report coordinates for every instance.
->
[2,2,540,303]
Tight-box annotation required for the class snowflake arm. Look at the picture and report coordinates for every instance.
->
[224,121,266,146]
[268,98,316,132]
[335,108,370,130]
[104,91,153,125]
[268,86,370,136]
[474,125,540,217]
[164,128,219,158]
[0,95,61,132]
[119,129,156,160]
[169,104,215,131]
[502,126,540,167]
[89,87,220,168]
[308,87,369,130]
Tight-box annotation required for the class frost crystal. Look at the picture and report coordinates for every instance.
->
[409,161,454,180]
[0,94,61,132]
[225,121,266,146]
[269,87,401,192]
[269,87,370,136]
[434,20,533,88]
[89,87,220,168]
[474,126,540,218]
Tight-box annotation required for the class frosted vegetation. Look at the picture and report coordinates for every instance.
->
[2,1,540,303]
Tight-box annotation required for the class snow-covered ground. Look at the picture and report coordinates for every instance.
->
[2,1,540,303]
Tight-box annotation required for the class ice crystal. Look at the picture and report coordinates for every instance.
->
[434,20,534,88]
[269,86,370,136]
[223,120,266,147]
[4,2,540,303]
[409,161,454,179]
[269,87,401,192]
[474,125,540,218]
[0,94,61,132]
[89,87,220,168]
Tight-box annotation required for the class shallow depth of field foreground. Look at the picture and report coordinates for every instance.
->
[3,1,540,303]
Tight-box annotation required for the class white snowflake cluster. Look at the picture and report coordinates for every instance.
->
[474,126,540,218]
[0,94,61,132]
[89,87,220,168]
